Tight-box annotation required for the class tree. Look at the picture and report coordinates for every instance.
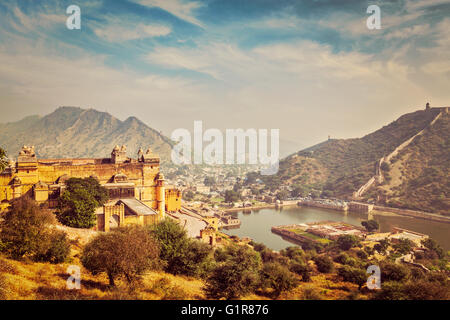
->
[245,172,258,185]
[402,280,450,300]
[393,238,415,255]
[374,281,408,300]
[56,177,108,228]
[313,255,334,273]
[81,226,160,286]
[150,219,212,276]
[375,280,449,300]
[289,262,311,282]
[276,190,289,201]
[224,190,240,203]
[204,176,216,186]
[334,252,357,267]
[374,238,390,254]
[421,238,444,259]
[338,266,367,290]
[0,147,7,173]
[380,262,409,282]
[281,246,305,263]
[336,235,359,251]
[34,230,71,264]
[183,190,195,201]
[0,198,70,263]
[260,262,299,297]
[361,220,379,232]
[205,244,262,299]
[380,162,390,172]
[290,186,305,198]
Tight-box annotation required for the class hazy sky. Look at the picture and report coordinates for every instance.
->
[0,0,449,153]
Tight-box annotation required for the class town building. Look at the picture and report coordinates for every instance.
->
[0,145,182,229]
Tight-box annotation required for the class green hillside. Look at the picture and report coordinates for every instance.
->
[259,107,448,214]
[367,110,450,214]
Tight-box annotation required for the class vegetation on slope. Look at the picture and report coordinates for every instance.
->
[255,107,448,213]
[365,111,449,214]
[1,198,448,301]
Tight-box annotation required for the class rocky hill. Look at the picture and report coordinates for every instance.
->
[261,107,449,215]
[0,107,174,162]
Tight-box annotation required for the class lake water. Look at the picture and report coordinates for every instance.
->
[222,206,450,251]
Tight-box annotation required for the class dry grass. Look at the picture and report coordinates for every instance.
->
[0,237,369,300]
[279,274,370,300]
[0,246,206,300]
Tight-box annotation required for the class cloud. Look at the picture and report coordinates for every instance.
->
[132,0,204,27]
[10,6,66,33]
[1,0,449,150]
[384,24,431,40]
[145,43,252,80]
[405,0,450,12]
[94,23,171,42]
[146,40,397,83]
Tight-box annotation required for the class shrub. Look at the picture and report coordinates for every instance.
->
[334,253,358,266]
[182,239,214,278]
[205,244,262,299]
[409,267,426,280]
[302,285,323,300]
[356,250,368,259]
[375,281,408,300]
[149,277,189,300]
[380,262,409,282]
[35,230,71,264]
[338,266,367,290]
[334,252,349,264]
[421,238,444,259]
[0,198,69,263]
[260,262,299,297]
[392,239,415,255]
[280,246,305,263]
[81,226,160,286]
[289,262,311,282]
[252,242,267,253]
[402,280,449,300]
[260,248,286,264]
[336,235,359,251]
[361,220,379,232]
[313,255,334,273]
[375,279,449,300]
[374,239,390,255]
[150,219,212,277]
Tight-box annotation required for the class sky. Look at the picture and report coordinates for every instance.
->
[0,0,449,155]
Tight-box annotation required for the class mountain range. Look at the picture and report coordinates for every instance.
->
[0,106,173,162]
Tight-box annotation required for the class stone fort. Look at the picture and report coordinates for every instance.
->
[0,145,182,231]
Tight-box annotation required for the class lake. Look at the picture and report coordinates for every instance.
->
[222,206,450,251]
